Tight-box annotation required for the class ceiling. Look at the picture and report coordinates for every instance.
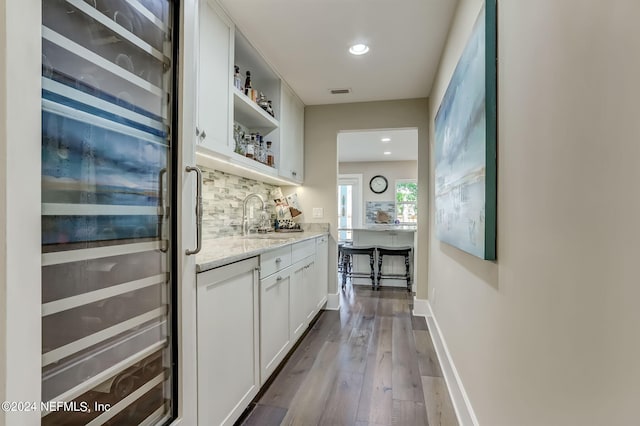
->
[338,128,418,162]
[217,0,458,106]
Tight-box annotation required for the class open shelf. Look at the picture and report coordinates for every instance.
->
[196,149,300,187]
[233,88,279,132]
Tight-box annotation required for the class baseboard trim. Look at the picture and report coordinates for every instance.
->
[413,298,478,426]
[412,296,431,317]
[325,292,341,310]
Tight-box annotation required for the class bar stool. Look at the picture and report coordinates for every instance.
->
[337,240,353,273]
[376,246,412,292]
[340,245,376,290]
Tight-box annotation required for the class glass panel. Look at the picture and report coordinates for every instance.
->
[41,0,175,423]
[338,184,353,241]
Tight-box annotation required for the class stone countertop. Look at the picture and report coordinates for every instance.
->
[340,225,417,232]
[196,231,329,272]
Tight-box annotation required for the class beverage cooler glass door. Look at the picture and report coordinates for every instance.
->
[41,0,177,424]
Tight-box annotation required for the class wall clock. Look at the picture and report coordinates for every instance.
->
[369,175,388,194]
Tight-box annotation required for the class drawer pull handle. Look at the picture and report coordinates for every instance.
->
[276,276,283,281]
[275,257,282,263]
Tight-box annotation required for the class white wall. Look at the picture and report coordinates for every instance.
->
[428,1,640,425]
[302,99,429,297]
[0,1,42,425]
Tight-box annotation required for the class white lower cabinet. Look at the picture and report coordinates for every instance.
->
[290,256,316,342]
[316,235,329,310]
[196,257,260,426]
[195,235,329,424]
[304,258,317,322]
[260,265,292,383]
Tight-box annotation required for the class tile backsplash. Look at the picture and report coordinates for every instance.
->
[366,201,396,224]
[201,167,278,238]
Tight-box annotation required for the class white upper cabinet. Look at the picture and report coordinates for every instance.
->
[279,82,305,183]
[194,2,305,184]
[196,0,233,155]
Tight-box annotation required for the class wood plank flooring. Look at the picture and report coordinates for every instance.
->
[239,285,458,426]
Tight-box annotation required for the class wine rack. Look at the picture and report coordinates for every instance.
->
[41,0,176,424]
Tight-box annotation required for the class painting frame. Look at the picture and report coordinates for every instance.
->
[434,0,497,260]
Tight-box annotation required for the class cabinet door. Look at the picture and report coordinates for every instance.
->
[260,266,292,383]
[197,0,233,154]
[290,260,307,342]
[279,83,304,183]
[197,257,259,426]
[304,258,317,321]
[316,236,329,310]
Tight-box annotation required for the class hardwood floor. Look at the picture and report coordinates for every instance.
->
[239,284,458,426]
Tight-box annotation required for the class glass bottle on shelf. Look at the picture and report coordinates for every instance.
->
[245,133,255,159]
[257,93,269,113]
[258,139,265,164]
[244,71,252,97]
[233,124,245,155]
[266,141,274,167]
[233,65,242,91]
[239,134,249,156]
[254,133,262,163]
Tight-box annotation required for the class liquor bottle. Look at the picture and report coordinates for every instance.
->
[266,141,274,167]
[240,134,250,156]
[234,65,242,91]
[244,71,252,96]
[258,139,265,164]
[245,133,255,159]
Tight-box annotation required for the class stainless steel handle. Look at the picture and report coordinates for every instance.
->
[195,127,206,140]
[292,171,297,177]
[185,166,203,255]
[158,168,168,253]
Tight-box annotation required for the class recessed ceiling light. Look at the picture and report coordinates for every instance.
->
[383,151,391,155]
[381,137,391,142]
[349,44,370,55]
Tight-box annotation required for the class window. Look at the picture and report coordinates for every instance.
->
[396,180,417,224]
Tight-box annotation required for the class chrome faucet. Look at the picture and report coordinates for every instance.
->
[242,193,266,236]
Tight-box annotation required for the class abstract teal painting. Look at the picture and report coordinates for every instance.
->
[434,0,497,260]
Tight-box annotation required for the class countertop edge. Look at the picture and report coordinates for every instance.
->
[196,232,329,273]
[339,227,417,232]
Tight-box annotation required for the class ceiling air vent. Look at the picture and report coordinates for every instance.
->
[330,88,351,95]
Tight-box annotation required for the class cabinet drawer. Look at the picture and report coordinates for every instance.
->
[260,245,292,278]
[292,239,316,263]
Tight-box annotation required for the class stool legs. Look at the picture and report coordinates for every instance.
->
[341,254,350,290]
[369,252,375,290]
[375,249,412,292]
[377,253,383,290]
[405,253,411,292]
